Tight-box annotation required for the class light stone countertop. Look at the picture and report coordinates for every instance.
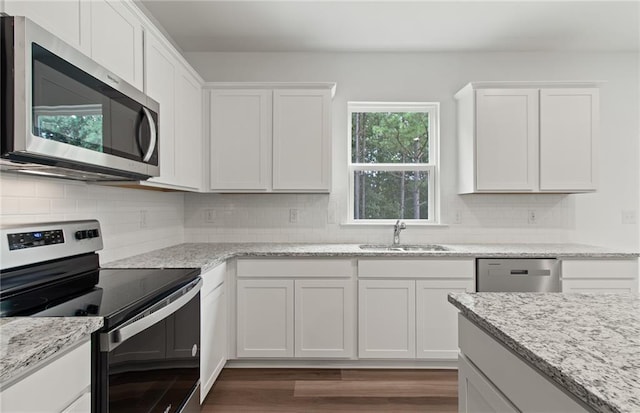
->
[3,243,636,391]
[0,317,103,387]
[104,242,639,272]
[448,292,640,413]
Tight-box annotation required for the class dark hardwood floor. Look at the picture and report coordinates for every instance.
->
[201,368,458,412]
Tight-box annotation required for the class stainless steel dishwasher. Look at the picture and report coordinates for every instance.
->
[476,259,561,292]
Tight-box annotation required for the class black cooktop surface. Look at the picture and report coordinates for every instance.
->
[1,266,200,329]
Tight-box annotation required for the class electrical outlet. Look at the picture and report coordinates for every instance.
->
[140,210,148,228]
[528,210,537,225]
[289,208,299,224]
[621,210,637,225]
[204,209,216,223]
[453,210,462,224]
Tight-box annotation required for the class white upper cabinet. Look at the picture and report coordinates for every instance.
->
[456,82,599,194]
[174,68,203,189]
[208,83,335,193]
[89,0,144,90]
[3,0,91,55]
[273,89,332,191]
[145,33,176,186]
[3,0,142,88]
[475,89,538,191]
[539,88,599,191]
[144,32,203,191]
[210,90,272,191]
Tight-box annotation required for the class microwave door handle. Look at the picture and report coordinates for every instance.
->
[139,107,157,162]
[99,278,202,352]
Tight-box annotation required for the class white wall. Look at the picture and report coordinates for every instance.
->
[0,173,185,263]
[185,51,639,249]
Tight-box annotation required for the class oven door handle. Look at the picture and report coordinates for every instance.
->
[99,278,202,352]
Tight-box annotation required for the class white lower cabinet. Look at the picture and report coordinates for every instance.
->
[0,341,91,413]
[458,354,518,413]
[357,258,475,361]
[237,279,295,358]
[200,264,228,402]
[358,280,416,359]
[237,278,355,359]
[561,258,639,293]
[416,279,473,360]
[295,279,354,358]
[358,278,474,360]
[458,315,589,412]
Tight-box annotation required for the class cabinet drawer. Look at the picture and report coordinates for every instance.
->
[562,279,637,293]
[237,259,353,278]
[1,341,91,413]
[561,259,638,279]
[358,259,474,278]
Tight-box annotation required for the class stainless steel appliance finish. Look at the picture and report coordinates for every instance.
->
[476,258,560,292]
[0,220,201,413]
[0,16,160,181]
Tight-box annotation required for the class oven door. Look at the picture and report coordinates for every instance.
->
[95,278,201,413]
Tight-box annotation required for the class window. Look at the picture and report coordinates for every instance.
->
[348,102,439,222]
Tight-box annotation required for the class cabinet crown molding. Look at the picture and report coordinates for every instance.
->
[455,81,603,98]
[204,82,337,98]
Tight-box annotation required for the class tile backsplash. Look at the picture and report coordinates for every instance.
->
[184,193,571,244]
[0,173,185,264]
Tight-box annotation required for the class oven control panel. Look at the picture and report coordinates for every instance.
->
[8,229,65,250]
[1,220,103,271]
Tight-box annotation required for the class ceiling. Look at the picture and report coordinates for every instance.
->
[138,1,640,53]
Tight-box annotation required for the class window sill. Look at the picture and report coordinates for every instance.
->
[340,221,449,227]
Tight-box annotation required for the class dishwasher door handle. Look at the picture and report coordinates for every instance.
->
[510,269,552,276]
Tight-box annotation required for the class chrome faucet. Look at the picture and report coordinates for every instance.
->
[393,219,406,246]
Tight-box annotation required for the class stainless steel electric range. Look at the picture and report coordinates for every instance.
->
[0,220,202,413]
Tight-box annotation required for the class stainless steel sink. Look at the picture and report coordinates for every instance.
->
[359,244,449,252]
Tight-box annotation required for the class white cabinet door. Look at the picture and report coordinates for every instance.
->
[174,68,203,190]
[358,280,415,359]
[0,341,91,413]
[475,89,538,191]
[416,279,474,360]
[89,0,143,90]
[458,355,518,413]
[237,279,294,358]
[145,33,177,186]
[201,283,227,402]
[294,279,354,358]
[4,0,91,55]
[539,88,599,191]
[272,89,331,192]
[210,90,272,191]
[61,391,91,413]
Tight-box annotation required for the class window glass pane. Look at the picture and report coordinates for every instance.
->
[354,170,429,220]
[351,112,430,163]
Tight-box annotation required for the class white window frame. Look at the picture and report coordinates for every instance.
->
[347,102,440,224]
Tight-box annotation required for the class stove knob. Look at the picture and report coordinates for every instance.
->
[75,231,86,240]
[75,309,88,316]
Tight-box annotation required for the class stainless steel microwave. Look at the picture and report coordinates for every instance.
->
[0,16,160,181]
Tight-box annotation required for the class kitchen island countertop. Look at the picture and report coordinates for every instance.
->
[448,292,640,413]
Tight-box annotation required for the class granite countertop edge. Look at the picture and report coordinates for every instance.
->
[0,317,104,388]
[104,242,640,272]
[447,294,621,413]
